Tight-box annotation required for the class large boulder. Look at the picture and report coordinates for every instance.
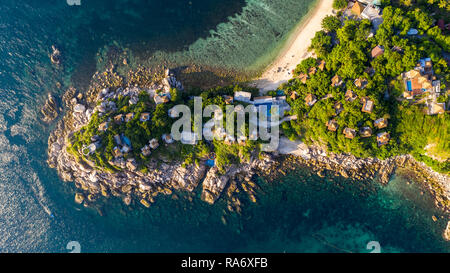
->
[201,167,229,204]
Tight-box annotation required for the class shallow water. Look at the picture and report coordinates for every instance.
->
[0,0,448,253]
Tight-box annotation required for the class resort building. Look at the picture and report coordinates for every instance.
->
[162,133,174,144]
[318,60,326,71]
[223,95,234,105]
[351,1,364,16]
[114,134,122,146]
[82,142,100,156]
[427,102,446,115]
[114,114,124,124]
[354,78,368,89]
[126,158,138,172]
[140,112,150,122]
[168,107,179,118]
[326,119,339,132]
[141,145,151,157]
[181,132,199,145]
[308,67,317,75]
[237,135,247,146]
[224,135,236,146]
[154,93,170,104]
[361,4,383,30]
[121,145,131,154]
[305,94,317,107]
[113,146,123,158]
[290,91,299,100]
[125,113,135,122]
[298,73,308,84]
[374,118,388,129]
[417,58,433,75]
[359,127,373,137]
[149,138,159,149]
[98,122,109,132]
[331,75,343,87]
[402,69,433,99]
[377,132,390,146]
[361,98,374,113]
[334,102,343,115]
[343,127,357,139]
[234,91,252,103]
[371,45,384,58]
[253,96,274,104]
[407,28,419,36]
[345,89,357,101]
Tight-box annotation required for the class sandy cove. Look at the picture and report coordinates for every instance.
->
[252,0,334,92]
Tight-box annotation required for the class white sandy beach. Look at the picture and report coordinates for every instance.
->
[253,0,334,92]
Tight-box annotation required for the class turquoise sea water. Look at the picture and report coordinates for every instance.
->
[0,0,448,252]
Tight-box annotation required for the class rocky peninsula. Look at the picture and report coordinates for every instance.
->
[47,66,449,208]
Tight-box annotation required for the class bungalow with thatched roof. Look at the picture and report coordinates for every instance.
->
[318,60,326,71]
[308,67,317,75]
[113,146,123,158]
[354,78,368,89]
[98,122,109,132]
[343,127,357,139]
[361,98,374,113]
[149,138,159,149]
[305,93,317,107]
[298,73,308,84]
[141,145,151,157]
[162,134,174,144]
[359,127,373,137]
[326,119,339,132]
[345,89,357,101]
[371,45,384,58]
[331,75,343,87]
[351,1,365,16]
[377,132,390,146]
[125,113,135,122]
[374,118,388,129]
[140,112,150,122]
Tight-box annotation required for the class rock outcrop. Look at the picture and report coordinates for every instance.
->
[41,94,59,123]
[444,221,450,241]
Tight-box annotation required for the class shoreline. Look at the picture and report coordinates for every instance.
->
[252,0,334,92]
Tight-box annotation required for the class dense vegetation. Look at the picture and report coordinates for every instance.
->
[282,1,449,173]
[68,1,449,175]
[67,85,261,173]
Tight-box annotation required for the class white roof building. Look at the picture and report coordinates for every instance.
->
[234,91,252,103]
[181,132,199,145]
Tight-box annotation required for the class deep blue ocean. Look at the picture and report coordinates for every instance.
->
[0,0,448,253]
